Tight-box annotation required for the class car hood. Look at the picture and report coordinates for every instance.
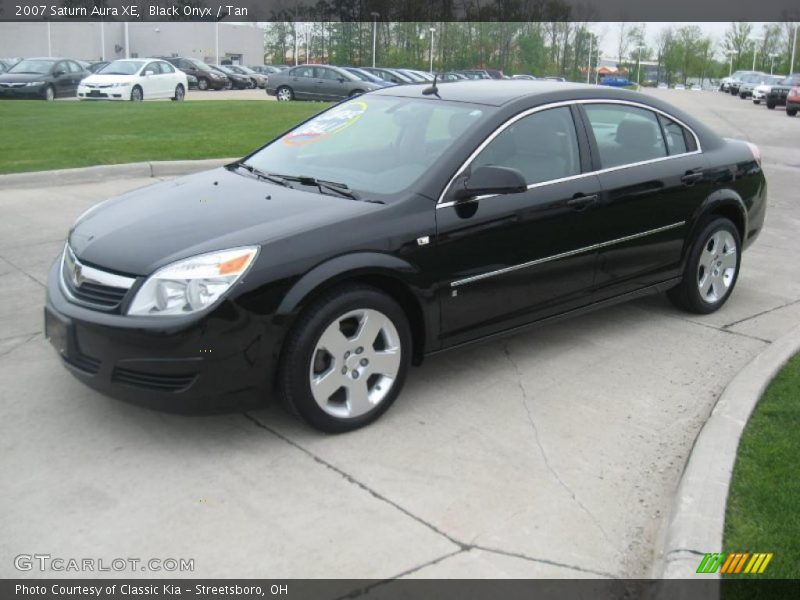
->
[82,73,135,85]
[0,72,51,83]
[69,167,382,276]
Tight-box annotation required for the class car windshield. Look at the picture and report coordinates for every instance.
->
[236,66,256,74]
[244,96,490,196]
[780,75,800,85]
[187,58,208,69]
[215,65,235,74]
[346,68,374,82]
[8,59,56,74]
[98,60,145,75]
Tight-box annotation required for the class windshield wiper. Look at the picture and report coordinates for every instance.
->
[228,161,293,188]
[273,174,362,200]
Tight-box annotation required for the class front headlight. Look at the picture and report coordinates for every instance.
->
[25,81,45,86]
[127,247,259,317]
[109,82,131,88]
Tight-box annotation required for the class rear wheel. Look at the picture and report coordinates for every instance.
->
[276,86,293,101]
[278,285,411,433]
[667,218,741,314]
[787,107,798,117]
[130,86,143,101]
[753,99,760,105]
[766,101,776,109]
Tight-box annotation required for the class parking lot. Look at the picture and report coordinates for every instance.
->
[0,88,798,580]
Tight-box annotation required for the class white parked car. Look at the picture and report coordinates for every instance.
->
[674,84,686,90]
[691,84,702,91]
[752,75,785,104]
[78,58,188,101]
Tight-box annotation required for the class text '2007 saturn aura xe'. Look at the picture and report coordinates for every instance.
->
[45,80,766,432]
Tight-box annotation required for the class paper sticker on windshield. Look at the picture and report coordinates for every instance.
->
[284,101,367,146]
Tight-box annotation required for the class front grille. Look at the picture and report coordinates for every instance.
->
[112,367,197,392]
[61,246,136,311]
[63,352,102,374]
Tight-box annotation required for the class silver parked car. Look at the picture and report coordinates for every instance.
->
[266,64,383,101]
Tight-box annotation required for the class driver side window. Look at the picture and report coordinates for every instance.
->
[471,106,581,186]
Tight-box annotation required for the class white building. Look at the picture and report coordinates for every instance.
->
[0,21,265,65]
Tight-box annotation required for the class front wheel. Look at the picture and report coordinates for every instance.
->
[130,86,143,101]
[787,108,798,117]
[278,285,412,433]
[667,218,741,314]
[43,85,55,101]
[197,78,209,91]
[171,84,185,101]
[766,101,776,109]
[276,86,293,101]
[753,99,760,105]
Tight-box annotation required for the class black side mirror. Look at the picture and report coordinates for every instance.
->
[453,166,527,200]
[54,69,66,77]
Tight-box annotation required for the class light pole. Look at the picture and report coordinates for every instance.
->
[124,22,130,59]
[586,33,593,84]
[791,24,798,75]
[726,50,735,76]
[429,27,436,73]
[293,23,298,66]
[751,37,763,71]
[595,52,601,84]
[635,44,645,86]
[215,21,220,65]
[371,12,379,68]
[46,21,52,56]
[768,52,778,74]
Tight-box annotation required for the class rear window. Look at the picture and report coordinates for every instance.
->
[584,104,667,168]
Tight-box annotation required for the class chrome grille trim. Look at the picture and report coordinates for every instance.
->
[60,245,136,310]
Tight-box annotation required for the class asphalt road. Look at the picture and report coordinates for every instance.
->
[0,89,798,580]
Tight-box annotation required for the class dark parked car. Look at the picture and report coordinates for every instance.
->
[737,72,769,99]
[158,57,228,90]
[211,64,251,89]
[229,65,267,88]
[439,72,469,82]
[45,81,766,432]
[249,65,281,75]
[459,69,492,80]
[266,64,383,101]
[342,67,395,87]
[765,74,800,109]
[362,67,414,84]
[0,57,88,100]
[727,71,759,96]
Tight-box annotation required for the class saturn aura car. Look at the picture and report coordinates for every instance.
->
[78,59,188,101]
[46,81,766,432]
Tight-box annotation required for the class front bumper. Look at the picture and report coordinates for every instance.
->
[45,259,273,413]
[78,85,129,100]
[0,84,46,98]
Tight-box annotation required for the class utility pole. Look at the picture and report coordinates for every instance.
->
[635,44,645,85]
[429,27,436,73]
[215,21,219,65]
[371,13,380,68]
[100,21,105,61]
[47,21,52,56]
[751,37,763,71]
[124,22,129,59]
[791,24,798,75]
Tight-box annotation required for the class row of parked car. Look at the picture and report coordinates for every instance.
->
[719,70,800,116]
[0,55,292,101]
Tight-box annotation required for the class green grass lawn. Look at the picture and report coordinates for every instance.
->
[0,100,328,174]
[723,352,800,580]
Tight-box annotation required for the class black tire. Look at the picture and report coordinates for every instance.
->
[766,101,775,109]
[276,85,294,101]
[278,284,412,433]
[197,77,209,91]
[739,92,746,99]
[130,85,143,101]
[171,84,185,101]
[788,108,798,117]
[43,84,55,101]
[753,99,760,105]
[667,218,741,315]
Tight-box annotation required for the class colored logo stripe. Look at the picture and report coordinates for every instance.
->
[696,552,773,574]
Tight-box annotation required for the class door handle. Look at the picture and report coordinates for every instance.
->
[681,170,704,185]
[567,194,598,211]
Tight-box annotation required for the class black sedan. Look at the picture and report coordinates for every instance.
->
[765,74,800,109]
[211,64,251,89]
[45,81,766,432]
[266,64,383,101]
[0,57,88,100]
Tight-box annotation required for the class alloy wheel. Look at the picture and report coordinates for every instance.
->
[697,230,738,304]
[277,87,292,101]
[308,308,402,419]
[45,86,55,101]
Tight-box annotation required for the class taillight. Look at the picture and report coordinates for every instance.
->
[746,141,761,167]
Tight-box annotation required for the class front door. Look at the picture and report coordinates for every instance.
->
[436,105,602,346]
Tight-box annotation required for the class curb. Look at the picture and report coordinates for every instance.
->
[657,323,800,579]
[0,157,239,189]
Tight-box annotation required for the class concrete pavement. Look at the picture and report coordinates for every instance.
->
[0,90,798,580]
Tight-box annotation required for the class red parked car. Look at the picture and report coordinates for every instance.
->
[786,85,800,117]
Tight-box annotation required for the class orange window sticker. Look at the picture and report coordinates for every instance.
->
[284,101,368,146]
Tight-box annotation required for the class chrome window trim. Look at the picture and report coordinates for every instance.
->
[60,244,136,299]
[436,98,703,209]
[450,221,686,288]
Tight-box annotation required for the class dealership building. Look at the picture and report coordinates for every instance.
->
[0,21,265,65]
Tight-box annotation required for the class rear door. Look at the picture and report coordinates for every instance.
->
[436,105,603,345]
[52,61,73,97]
[578,101,709,299]
[287,66,319,100]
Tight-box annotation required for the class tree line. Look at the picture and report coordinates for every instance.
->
[264,21,799,83]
